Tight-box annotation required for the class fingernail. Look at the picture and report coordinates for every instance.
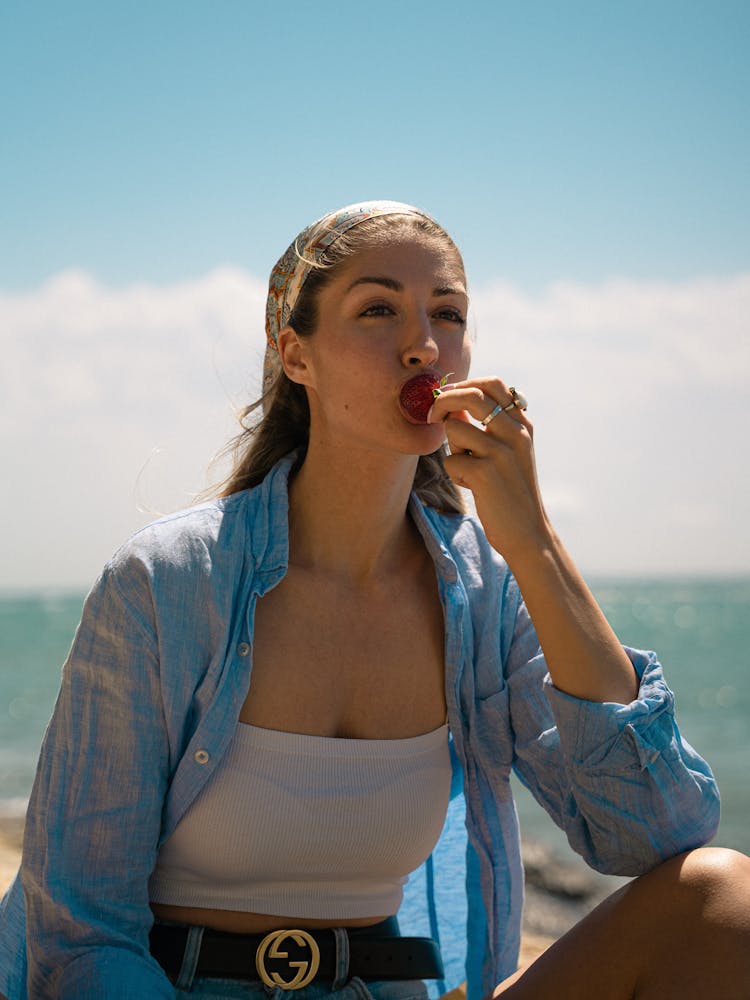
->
[441,383,457,391]
[426,404,435,423]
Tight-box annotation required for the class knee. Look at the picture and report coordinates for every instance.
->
[667,847,750,922]
[626,849,750,996]
[677,847,750,890]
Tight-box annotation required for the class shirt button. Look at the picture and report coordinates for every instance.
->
[237,642,251,657]
[194,749,210,765]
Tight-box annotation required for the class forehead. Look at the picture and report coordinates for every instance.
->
[334,234,467,293]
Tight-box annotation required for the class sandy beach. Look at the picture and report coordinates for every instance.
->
[0,813,23,897]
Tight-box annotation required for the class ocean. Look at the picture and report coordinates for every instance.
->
[1,578,748,855]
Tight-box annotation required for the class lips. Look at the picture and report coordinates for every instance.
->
[398,372,442,424]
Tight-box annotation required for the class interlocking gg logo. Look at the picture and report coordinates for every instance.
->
[256,929,321,990]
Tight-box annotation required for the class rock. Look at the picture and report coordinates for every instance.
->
[520,838,629,940]
[522,839,601,899]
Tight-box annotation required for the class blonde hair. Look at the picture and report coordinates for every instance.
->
[209,214,467,515]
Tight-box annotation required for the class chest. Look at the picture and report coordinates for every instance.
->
[240,562,446,739]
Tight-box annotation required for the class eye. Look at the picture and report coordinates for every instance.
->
[360,303,395,318]
[434,307,465,324]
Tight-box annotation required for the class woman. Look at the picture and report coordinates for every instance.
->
[1,200,749,1000]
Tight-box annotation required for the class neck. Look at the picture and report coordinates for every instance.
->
[287,440,422,584]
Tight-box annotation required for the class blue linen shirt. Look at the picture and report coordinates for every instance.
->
[0,452,719,1000]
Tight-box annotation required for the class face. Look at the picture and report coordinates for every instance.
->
[279,234,471,457]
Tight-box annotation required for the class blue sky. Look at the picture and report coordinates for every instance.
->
[1,1,749,586]
[3,0,748,289]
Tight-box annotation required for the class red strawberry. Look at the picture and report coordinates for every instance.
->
[399,372,452,424]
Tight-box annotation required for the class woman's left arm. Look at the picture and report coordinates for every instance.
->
[431,376,638,704]
[501,589,719,873]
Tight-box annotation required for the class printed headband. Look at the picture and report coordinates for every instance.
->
[264,200,433,350]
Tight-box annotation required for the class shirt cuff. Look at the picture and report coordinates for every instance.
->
[543,648,679,771]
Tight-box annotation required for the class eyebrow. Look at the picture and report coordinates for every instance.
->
[346,276,465,296]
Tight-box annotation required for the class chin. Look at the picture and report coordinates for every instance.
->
[401,427,447,457]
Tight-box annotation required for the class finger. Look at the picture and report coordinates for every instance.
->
[441,393,532,449]
[444,414,528,458]
[482,397,533,438]
[442,449,478,489]
[431,378,530,430]
[428,385,485,423]
[429,385,502,425]
[445,376,515,409]
[474,380,532,436]
[444,417,493,456]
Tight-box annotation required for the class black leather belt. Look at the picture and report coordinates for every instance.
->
[150,921,444,988]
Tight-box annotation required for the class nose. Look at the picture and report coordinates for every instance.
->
[401,310,439,368]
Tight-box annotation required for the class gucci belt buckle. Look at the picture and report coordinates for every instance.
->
[256,929,321,990]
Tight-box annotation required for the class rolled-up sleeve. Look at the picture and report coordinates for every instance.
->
[21,561,175,999]
[506,597,720,876]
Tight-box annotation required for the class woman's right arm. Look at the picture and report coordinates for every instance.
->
[22,561,176,999]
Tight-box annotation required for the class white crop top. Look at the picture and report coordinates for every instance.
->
[149,722,451,919]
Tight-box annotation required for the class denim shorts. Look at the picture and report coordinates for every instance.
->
[175,977,429,1000]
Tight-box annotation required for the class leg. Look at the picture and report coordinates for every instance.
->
[493,848,750,1000]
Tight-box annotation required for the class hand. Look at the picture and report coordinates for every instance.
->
[429,376,552,567]
[431,376,639,704]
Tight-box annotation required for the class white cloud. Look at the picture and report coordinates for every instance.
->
[1,269,748,587]
[469,273,750,575]
[469,273,750,394]
[1,268,268,588]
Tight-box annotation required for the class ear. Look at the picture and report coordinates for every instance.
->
[277,325,313,387]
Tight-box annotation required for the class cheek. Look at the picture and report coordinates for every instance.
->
[452,337,472,379]
[312,357,376,415]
